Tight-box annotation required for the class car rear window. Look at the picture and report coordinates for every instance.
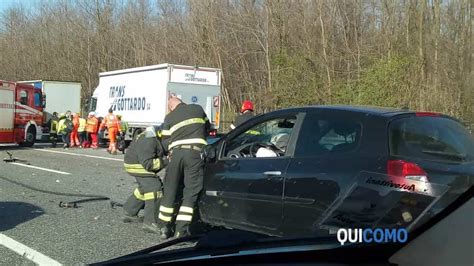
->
[389,116,474,162]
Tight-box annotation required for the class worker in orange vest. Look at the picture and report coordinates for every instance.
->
[70,113,80,147]
[85,112,100,149]
[100,108,122,154]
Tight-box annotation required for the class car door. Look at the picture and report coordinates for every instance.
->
[200,112,303,235]
[282,110,368,236]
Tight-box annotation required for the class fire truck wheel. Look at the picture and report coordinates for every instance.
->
[20,127,36,147]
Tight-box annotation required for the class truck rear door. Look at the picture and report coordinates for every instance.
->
[167,83,220,127]
[0,82,15,143]
[167,66,221,129]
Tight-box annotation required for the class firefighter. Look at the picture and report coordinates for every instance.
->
[99,108,121,154]
[230,100,255,130]
[86,112,100,149]
[70,113,80,147]
[123,126,168,233]
[49,112,59,148]
[157,96,210,239]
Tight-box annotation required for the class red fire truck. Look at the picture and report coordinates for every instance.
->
[0,80,44,146]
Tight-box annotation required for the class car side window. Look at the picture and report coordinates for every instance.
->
[19,90,28,105]
[223,115,297,159]
[295,113,362,157]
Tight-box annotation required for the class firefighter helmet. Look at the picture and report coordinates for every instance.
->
[241,100,254,113]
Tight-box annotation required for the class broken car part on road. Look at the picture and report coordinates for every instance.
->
[2,151,123,209]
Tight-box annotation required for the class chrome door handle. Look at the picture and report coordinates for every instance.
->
[263,171,282,176]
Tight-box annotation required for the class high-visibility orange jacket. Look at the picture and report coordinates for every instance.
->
[86,117,99,133]
[72,114,80,128]
[100,114,121,131]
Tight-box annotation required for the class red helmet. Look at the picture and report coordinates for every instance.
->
[241,100,254,113]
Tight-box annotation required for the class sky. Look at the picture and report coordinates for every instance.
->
[0,0,41,13]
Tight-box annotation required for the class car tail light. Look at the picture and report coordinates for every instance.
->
[415,112,440,117]
[209,129,217,137]
[387,160,429,182]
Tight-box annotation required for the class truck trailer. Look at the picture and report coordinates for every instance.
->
[90,64,221,141]
[0,80,44,146]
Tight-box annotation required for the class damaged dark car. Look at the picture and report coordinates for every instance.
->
[198,106,474,237]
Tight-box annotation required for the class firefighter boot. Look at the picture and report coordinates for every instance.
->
[157,222,172,240]
[174,222,192,238]
[122,215,143,223]
[142,223,162,234]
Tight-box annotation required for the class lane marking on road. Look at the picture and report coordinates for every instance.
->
[0,234,62,266]
[33,149,123,162]
[33,143,54,147]
[10,162,71,175]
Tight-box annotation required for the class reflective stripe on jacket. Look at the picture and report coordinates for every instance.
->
[161,103,210,151]
[86,117,99,133]
[123,127,168,177]
[50,119,59,132]
[100,114,121,130]
[57,119,67,134]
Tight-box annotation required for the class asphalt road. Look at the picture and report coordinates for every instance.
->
[0,144,172,265]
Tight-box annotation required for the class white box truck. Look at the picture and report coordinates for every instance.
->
[18,80,82,139]
[89,64,221,141]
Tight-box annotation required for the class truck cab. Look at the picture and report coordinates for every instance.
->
[0,80,44,146]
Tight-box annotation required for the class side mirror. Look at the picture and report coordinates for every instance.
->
[202,145,217,162]
[42,95,47,108]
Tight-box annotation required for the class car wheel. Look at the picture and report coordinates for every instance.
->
[20,126,36,147]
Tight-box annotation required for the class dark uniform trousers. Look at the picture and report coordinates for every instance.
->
[159,147,204,234]
[123,176,163,225]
